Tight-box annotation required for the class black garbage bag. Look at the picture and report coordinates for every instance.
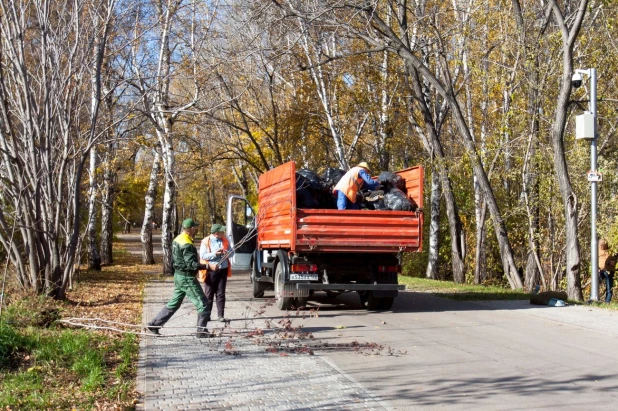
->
[297,171,337,209]
[359,189,386,210]
[361,201,373,210]
[320,191,338,209]
[295,172,310,190]
[363,189,384,202]
[297,168,325,191]
[371,198,389,210]
[296,188,320,208]
[295,173,320,208]
[322,167,346,189]
[378,171,406,191]
[384,188,416,211]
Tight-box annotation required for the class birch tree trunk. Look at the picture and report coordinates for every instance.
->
[87,146,102,270]
[0,0,115,298]
[473,6,491,285]
[159,133,176,275]
[462,7,487,284]
[100,143,115,265]
[129,0,203,275]
[141,149,161,264]
[100,75,116,266]
[425,166,440,279]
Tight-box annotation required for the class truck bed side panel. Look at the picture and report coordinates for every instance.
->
[396,166,424,209]
[257,161,423,253]
[295,209,421,252]
[257,161,296,249]
[395,165,424,251]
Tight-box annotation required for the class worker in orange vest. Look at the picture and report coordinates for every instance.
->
[333,162,380,210]
[599,239,616,303]
[199,224,233,322]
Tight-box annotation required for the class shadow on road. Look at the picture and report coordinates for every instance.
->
[360,362,618,408]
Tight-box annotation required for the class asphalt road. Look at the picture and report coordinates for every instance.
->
[126,233,618,410]
[246,279,618,410]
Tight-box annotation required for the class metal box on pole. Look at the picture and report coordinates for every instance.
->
[576,111,595,139]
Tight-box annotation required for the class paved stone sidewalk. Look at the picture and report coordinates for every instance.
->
[138,274,391,410]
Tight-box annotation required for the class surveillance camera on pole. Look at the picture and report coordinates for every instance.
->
[572,72,583,88]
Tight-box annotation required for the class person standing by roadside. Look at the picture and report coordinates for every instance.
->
[147,218,213,337]
[333,162,380,210]
[598,238,616,303]
[199,224,233,323]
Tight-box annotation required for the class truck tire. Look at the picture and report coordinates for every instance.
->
[358,291,368,308]
[252,278,269,298]
[377,297,394,310]
[296,297,308,309]
[275,263,293,310]
[366,292,394,311]
[251,258,269,298]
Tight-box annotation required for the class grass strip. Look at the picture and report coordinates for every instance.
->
[398,276,530,301]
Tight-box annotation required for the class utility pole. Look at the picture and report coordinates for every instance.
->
[574,68,598,301]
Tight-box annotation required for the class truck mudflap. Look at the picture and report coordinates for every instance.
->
[295,283,405,291]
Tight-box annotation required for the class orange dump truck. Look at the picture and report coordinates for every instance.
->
[226,161,423,311]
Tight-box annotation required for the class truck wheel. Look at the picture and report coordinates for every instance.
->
[251,258,268,298]
[275,263,293,310]
[366,293,394,311]
[366,292,379,310]
[377,297,394,310]
[253,278,269,298]
[296,297,308,309]
[358,291,368,308]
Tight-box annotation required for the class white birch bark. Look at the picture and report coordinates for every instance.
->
[141,149,161,265]
[0,0,116,298]
[100,142,115,265]
[129,0,203,275]
[87,146,101,270]
[425,167,441,279]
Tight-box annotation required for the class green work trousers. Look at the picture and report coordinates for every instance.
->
[165,273,211,315]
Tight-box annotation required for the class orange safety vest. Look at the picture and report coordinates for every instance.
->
[333,166,365,203]
[198,235,232,281]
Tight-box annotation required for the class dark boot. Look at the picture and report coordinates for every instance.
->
[217,307,226,323]
[147,307,176,335]
[196,313,210,338]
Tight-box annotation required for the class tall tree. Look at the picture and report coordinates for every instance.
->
[0,0,116,298]
[141,147,162,264]
[547,0,588,301]
[128,0,207,274]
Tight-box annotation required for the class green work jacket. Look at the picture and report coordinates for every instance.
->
[172,232,200,276]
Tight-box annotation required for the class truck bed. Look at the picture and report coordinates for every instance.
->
[257,161,423,253]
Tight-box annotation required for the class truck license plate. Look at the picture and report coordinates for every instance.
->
[290,273,318,281]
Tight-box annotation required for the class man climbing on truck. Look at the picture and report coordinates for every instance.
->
[333,161,380,210]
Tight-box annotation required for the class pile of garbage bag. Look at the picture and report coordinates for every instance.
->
[295,167,418,212]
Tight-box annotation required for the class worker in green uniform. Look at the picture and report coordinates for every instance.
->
[147,218,213,337]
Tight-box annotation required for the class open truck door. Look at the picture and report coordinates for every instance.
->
[226,195,256,270]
